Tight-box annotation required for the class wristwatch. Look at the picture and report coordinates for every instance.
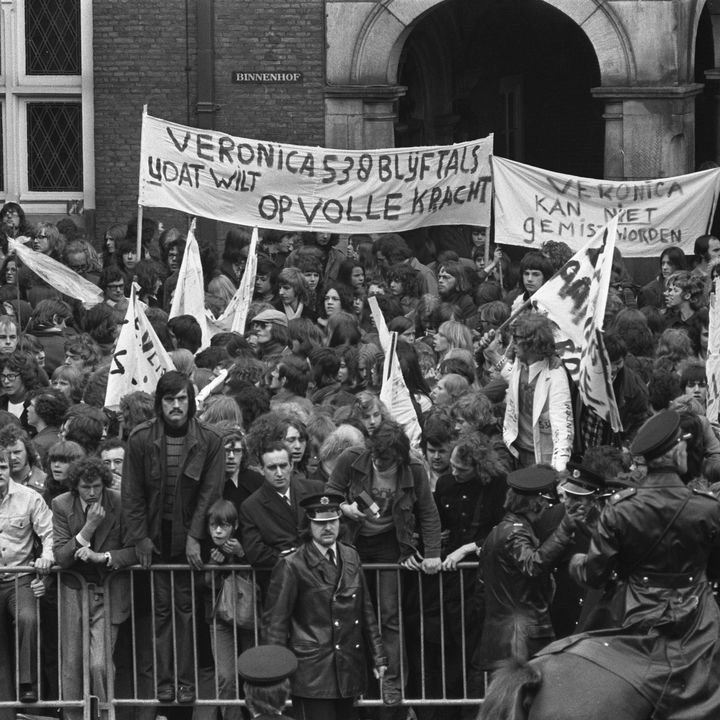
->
[104,552,112,568]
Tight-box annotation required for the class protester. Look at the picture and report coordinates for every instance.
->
[5,198,720,720]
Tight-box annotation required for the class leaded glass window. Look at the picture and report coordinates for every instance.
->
[25,0,81,75]
[27,102,82,191]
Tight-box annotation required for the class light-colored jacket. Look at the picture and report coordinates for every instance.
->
[502,358,573,472]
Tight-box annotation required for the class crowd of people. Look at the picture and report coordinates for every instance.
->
[0,199,720,720]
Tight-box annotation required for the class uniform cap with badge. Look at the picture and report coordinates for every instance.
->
[300,492,344,522]
[629,410,691,461]
[236,645,298,685]
[506,465,557,496]
[561,462,605,497]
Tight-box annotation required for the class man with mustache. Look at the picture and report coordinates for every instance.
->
[122,370,224,704]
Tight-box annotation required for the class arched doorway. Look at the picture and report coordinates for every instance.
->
[395,0,604,177]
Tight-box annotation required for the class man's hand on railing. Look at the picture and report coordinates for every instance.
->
[186,536,203,570]
[400,554,423,571]
[135,537,158,569]
[74,547,106,564]
[373,665,387,680]
[421,557,442,575]
[33,557,52,576]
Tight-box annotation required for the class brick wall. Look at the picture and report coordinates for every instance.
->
[92,0,325,246]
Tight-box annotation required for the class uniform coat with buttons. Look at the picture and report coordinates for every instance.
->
[552,470,720,719]
[262,540,386,699]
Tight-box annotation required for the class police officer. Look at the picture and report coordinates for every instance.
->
[236,645,297,719]
[542,462,607,637]
[473,464,582,673]
[568,410,720,718]
[262,493,387,720]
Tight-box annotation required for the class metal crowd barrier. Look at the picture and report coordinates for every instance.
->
[0,562,486,719]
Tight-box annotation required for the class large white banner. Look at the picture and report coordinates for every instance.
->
[139,112,493,232]
[493,157,720,257]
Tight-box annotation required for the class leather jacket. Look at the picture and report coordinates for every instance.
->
[262,541,386,698]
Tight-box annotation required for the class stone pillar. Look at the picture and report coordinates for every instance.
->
[325,85,407,150]
[592,84,704,180]
[704,69,720,166]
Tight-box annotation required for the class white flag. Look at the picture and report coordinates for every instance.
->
[169,219,210,347]
[9,237,103,308]
[105,285,175,409]
[575,216,623,432]
[379,331,422,449]
[707,277,720,427]
[367,295,391,352]
[210,227,258,335]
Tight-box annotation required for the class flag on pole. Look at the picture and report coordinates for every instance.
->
[576,216,623,432]
[707,276,720,428]
[531,215,623,432]
[210,227,259,335]
[105,284,175,409]
[9,238,103,308]
[169,218,210,347]
[368,297,421,447]
[367,295,391,352]
[379,331,422,449]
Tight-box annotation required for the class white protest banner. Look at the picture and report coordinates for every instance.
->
[379,331,422,449]
[105,285,175,409]
[139,111,493,232]
[576,215,623,432]
[707,277,720,428]
[169,219,210,348]
[9,238,103,308]
[531,215,620,383]
[493,156,720,257]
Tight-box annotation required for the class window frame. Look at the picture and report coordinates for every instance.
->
[0,0,93,211]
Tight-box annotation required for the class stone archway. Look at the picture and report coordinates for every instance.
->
[325,0,707,178]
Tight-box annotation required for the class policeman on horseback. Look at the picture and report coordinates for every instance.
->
[563,409,720,719]
[480,410,720,720]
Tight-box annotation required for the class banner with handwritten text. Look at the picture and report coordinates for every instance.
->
[493,157,720,257]
[139,112,493,232]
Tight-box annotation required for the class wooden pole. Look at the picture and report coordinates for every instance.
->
[135,204,144,261]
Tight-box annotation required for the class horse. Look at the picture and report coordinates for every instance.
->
[478,653,653,720]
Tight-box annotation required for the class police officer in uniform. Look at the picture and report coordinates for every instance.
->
[236,645,297,719]
[262,493,387,720]
[563,410,720,719]
[537,462,607,638]
[473,464,582,673]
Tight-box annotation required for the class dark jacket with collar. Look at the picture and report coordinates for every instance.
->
[476,510,575,669]
[122,417,224,557]
[239,476,325,570]
[263,540,386,699]
[52,488,137,622]
[326,446,441,561]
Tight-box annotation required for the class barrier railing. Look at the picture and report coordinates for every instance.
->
[0,562,486,718]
